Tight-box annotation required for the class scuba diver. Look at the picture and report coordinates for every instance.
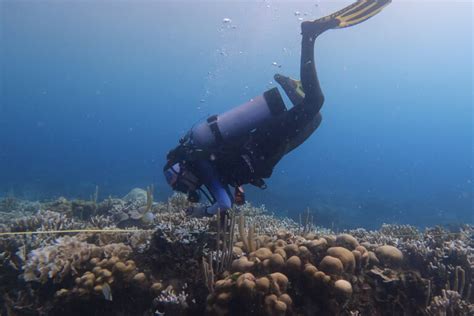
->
[164,0,391,218]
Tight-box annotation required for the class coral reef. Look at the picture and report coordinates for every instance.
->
[0,190,472,315]
[0,196,40,214]
[22,236,131,283]
[205,223,473,315]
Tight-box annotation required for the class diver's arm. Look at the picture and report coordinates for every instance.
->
[205,179,232,215]
[195,160,232,215]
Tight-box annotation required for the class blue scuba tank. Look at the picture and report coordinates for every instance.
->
[191,88,286,148]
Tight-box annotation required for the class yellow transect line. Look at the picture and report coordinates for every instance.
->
[0,229,468,238]
[0,229,154,237]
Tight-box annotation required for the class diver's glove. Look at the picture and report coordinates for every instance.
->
[185,205,213,218]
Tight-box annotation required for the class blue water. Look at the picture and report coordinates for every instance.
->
[1,1,472,229]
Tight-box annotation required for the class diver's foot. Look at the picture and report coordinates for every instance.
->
[301,19,339,38]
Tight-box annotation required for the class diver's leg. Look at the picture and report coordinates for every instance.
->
[272,22,329,109]
[254,21,334,165]
[298,21,333,113]
[273,22,332,108]
[256,1,391,148]
[267,0,391,151]
[298,0,391,109]
[270,21,329,132]
[249,23,329,151]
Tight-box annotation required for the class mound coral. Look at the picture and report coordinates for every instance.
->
[375,245,404,268]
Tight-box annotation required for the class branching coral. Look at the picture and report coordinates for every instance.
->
[0,197,40,214]
[426,289,474,315]
[7,210,85,233]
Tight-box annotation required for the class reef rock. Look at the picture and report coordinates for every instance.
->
[122,188,147,204]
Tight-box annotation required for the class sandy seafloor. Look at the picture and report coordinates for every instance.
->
[0,188,472,316]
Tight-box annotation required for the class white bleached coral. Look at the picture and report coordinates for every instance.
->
[22,236,131,283]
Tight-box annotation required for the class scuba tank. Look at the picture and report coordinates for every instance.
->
[165,87,286,193]
[191,88,286,148]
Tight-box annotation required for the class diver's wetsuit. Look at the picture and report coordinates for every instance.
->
[165,0,392,216]
[249,23,328,174]
[195,22,328,215]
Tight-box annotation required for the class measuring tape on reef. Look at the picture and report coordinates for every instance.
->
[0,228,154,237]
[0,229,468,238]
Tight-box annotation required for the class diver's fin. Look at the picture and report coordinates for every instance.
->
[333,0,391,29]
[274,74,305,106]
[303,0,391,36]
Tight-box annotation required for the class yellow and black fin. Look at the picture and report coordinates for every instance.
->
[314,0,391,29]
[274,74,305,106]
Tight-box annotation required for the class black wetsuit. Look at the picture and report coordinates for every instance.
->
[219,26,326,184]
